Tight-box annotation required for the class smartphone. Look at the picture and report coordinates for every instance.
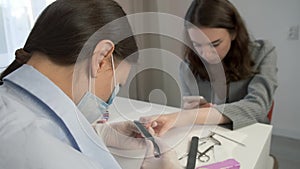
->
[183,96,208,105]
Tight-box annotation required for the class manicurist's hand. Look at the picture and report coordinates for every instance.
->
[141,138,182,169]
[93,121,146,149]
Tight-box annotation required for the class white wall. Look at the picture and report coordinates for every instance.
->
[231,0,300,139]
[156,0,193,107]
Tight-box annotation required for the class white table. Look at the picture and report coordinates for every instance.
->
[108,97,274,169]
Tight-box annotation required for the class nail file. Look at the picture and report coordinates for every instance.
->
[133,120,161,158]
[187,136,199,169]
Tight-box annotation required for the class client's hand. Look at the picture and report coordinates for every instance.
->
[140,110,201,137]
[140,113,178,137]
[141,138,182,169]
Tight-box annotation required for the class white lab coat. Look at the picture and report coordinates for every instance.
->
[0,65,122,169]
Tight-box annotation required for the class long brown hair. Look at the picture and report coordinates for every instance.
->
[0,0,138,83]
[184,0,254,82]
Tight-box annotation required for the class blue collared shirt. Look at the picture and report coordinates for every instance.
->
[0,65,121,169]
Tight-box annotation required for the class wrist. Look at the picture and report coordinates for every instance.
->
[174,109,199,127]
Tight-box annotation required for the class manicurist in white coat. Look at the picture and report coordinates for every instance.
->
[0,0,181,169]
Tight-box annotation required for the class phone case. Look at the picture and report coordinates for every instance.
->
[183,96,207,103]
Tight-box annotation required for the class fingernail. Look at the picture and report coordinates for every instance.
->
[152,121,158,127]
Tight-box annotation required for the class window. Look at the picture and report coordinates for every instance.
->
[0,0,55,71]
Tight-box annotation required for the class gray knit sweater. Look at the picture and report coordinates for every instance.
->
[179,40,278,129]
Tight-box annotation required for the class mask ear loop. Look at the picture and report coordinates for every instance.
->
[111,54,117,88]
[88,60,93,93]
[97,54,117,123]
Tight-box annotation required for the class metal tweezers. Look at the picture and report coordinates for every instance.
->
[133,120,161,158]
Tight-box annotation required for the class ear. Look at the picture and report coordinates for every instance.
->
[91,40,115,77]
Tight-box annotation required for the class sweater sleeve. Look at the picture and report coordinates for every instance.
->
[214,40,278,130]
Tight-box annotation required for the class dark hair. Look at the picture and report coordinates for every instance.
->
[184,0,254,82]
[0,0,138,83]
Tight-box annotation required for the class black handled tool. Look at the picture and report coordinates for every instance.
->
[186,136,199,169]
[133,120,161,158]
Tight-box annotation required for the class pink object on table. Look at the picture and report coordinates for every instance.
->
[196,159,240,169]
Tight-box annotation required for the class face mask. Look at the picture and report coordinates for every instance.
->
[77,54,119,123]
[77,85,119,123]
[106,84,120,106]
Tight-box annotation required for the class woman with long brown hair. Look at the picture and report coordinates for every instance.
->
[142,0,278,136]
[0,0,181,168]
